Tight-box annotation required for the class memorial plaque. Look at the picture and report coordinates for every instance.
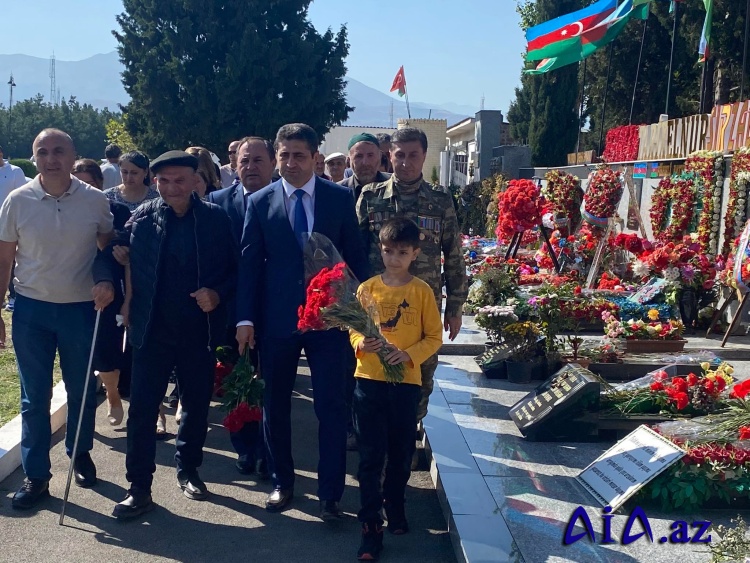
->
[474,344,513,379]
[577,425,685,511]
[509,364,601,441]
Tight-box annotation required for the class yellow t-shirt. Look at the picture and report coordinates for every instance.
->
[350,275,443,386]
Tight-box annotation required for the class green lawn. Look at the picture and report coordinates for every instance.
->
[0,310,63,426]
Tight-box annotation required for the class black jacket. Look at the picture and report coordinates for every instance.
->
[120,193,237,349]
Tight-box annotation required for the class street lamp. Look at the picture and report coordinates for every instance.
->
[7,74,16,153]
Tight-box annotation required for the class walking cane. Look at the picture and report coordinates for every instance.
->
[59,308,102,526]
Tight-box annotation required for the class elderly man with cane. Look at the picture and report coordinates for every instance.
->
[0,128,114,510]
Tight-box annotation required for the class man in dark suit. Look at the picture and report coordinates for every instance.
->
[208,137,276,477]
[208,137,276,241]
[236,123,369,518]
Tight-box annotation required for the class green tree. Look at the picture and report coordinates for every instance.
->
[105,117,137,152]
[114,0,352,156]
[0,95,115,159]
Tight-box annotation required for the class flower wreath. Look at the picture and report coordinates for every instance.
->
[495,179,546,241]
[722,147,750,256]
[649,175,697,241]
[543,170,582,227]
[583,166,623,227]
[685,150,723,256]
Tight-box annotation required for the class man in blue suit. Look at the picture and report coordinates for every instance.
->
[236,123,369,518]
[208,137,276,477]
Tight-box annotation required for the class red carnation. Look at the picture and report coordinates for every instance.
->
[686,373,699,386]
[650,381,664,391]
[673,392,689,410]
[739,427,750,440]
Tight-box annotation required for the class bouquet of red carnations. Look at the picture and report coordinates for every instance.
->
[297,234,405,383]
[220,348,264,432]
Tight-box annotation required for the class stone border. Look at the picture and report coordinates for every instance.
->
[0,380,67,482]
[422,377,521,563]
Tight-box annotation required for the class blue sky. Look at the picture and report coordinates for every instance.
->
[2,0,524,113]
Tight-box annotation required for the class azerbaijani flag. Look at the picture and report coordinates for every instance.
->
[698,0,713,62]
[527,0,650,75]
[390,66,406,97]
[526,0,618,62]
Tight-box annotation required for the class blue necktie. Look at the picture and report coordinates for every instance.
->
[293,189,308,249]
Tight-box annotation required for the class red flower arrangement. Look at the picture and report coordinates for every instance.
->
[649,176,697,242]
[543,170,583,229]
[213,361,233,397]
[597,272,624,291]
[609,232,649,255]
[601,125,640,163]
[297,262,405,383]
[583,166,623,225]
[495,179,546,241]
[641,238,716,290]
[219,348,264,432]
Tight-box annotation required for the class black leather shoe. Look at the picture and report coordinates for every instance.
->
[255,458,270,480]
[12,478,50,510]
[320,499,343,521]
[177,470,208,501]
[73,452,97,488]
[236,456,254,475]
[265,487,293,512]
[112,491,155,520]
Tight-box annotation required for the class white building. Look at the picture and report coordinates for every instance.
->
[320,125,396,158]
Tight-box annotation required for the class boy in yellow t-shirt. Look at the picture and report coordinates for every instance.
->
[350,217,442,561]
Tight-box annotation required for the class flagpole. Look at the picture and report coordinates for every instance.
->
[575,58,587,164]
[629,18,648,124]
[742,0,750,101]
[405,89,412,119]
[665,0,679,116]
[598,43,615,156]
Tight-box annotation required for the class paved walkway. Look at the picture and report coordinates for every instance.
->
[0,365,455,563]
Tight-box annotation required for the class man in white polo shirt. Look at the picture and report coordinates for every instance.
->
[0,144,27,205]
[0,128,115,510]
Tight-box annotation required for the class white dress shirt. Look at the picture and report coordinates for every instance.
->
[281,174,316,235]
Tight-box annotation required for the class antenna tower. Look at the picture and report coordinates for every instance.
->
[49,53,57,106]
[480,94,485,111]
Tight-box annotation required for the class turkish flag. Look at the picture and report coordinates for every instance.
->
[390,66,406,95]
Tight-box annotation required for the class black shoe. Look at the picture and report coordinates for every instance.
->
[319,499,342,521]
[73,452,97,488]
[11,478,50,510]
[384,501,409,535]
[357,522,384,561]
[255,458,270,480]
[265,487,293,512]
[112,490,155,520]
[177,470,208,501]
[235,456,254,475]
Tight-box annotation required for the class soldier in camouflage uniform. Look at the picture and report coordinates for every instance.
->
[356,127,467,421]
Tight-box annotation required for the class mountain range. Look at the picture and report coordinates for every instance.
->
[0,51,473,127]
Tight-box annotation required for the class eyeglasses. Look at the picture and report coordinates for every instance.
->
[228,151,237,155]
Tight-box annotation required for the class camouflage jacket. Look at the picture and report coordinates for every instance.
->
[356,176,467,317]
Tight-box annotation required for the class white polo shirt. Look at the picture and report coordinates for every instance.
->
[0,161,27,207]
[0,175,114,303]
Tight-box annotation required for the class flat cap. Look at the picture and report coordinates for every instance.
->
[324,152,347,163]
[150,150,199,173]
[347,132,380,151]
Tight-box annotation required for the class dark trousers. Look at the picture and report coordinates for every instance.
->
[260,329,348,501]
[125,332,215,492]
[13,295,97,481]
[345,346,356,434]
[354,378,420,525]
